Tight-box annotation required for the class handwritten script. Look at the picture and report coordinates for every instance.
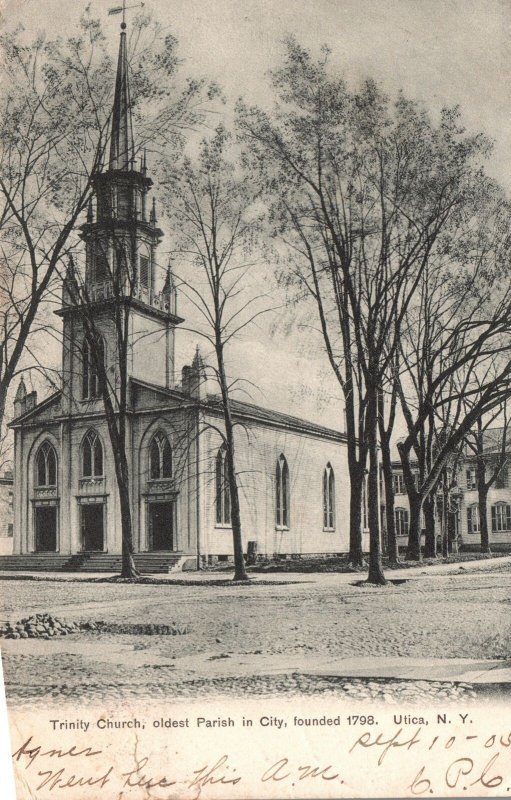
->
[10,719,511,798]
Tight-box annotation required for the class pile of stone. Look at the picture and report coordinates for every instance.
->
[0,614,97,639]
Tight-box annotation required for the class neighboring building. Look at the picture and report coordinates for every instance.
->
[0,471,14,555]
[7,25,350,570]
[388,427,511,552]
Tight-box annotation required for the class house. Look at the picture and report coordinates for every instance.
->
[0,471,14,555]
[6,23,350,572]
[388,427,511,552]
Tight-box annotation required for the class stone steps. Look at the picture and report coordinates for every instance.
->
[0,552,188,574]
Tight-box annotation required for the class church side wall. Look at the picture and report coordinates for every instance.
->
[200,416,350,558]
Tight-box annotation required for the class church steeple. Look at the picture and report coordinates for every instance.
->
[109,22,135,171]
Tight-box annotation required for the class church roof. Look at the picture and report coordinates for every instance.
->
[10,378,346,443]
[205,394,346,441]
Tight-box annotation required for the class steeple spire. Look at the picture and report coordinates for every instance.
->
[109,20,135,171]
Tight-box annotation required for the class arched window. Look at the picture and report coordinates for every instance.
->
[216,445,231,526]
[36,441,57,487]
[467,504,480,534]
[82,338,105,400]
[395,507,409,537]
[492,502,511,532]
[82,430,103,478]
[150,432,172,480]
[276,454,290,528]
[323,463,335,530]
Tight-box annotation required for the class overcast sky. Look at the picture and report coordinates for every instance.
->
[4,0,511,428]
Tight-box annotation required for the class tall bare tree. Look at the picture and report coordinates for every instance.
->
[166,126,271,582]
[238,39,500,583]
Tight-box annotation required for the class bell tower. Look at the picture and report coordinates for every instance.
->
[58,17,182,405]
[80,19,163,301]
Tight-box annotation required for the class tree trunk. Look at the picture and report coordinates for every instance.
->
[110,434,139,580]
[348,474,365,567]
[477,464,491,554]
[381,437,399,564]
[441,479,449,558]
[226,444,249,581]
[215,340,249,583]
[119,479,139,578]
[406,492,423,561]
[366,394,387,585]
[423,494,437,558]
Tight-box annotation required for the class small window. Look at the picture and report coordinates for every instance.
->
[467,504,480,534]
[395,507,409,537]
[82,338,105,400]
[495,463,509,490]
[466,468,477,491]
[139,255,149,289]
[276,454,289,528]
[150,432,172,480]
[393,473,405,494]
[323,463,335,530]
[94,245,109,282]
[216,445,231,526]
[36,442,57,487]
[492,502,511,532]
[82,430,103,478]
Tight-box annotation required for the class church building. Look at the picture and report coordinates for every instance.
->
[7,23,350,572]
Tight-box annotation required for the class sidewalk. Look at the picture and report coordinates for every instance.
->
[0,554,510,584]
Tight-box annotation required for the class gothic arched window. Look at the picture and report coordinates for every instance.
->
[36,441,57,487]
[82,430,103,478]
[215,445,231,526]
[323,463,335,530]
[82,338,105,400]
[276,454,290,528]
[150,432,172,480]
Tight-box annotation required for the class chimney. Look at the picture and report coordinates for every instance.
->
[14,378,26,418]
[189,347,206,400]
[25,391,37,411]
[182,365,192,395]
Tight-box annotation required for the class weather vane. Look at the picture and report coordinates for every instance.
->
[108,1,145,27]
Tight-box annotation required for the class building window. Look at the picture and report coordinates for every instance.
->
[323,463,335,530]
[395,507,409,537]
[82,338,105,400]
[466,468,477,490]
[82,430,103,478]
[150,432,172,479]
[393,473,405,494]
[94,245,109,282]
[216,445,231,526]
[36,441,57,487]
[276,454,290,528]
[492,502,511,532]
[467,504,480,534]
[495,463,509,490]
[139,255,149,289]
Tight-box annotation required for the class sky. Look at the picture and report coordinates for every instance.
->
[3,0,511,428]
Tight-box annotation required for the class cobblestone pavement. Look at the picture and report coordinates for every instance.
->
[2,569,511,704]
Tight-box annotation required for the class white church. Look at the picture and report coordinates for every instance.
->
[6,23,350,573]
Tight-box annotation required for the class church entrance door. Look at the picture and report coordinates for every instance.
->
[148,502,173,551]
[81,504,104,551]
[35,506,57,552]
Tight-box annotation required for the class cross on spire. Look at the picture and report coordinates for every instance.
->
[108,2,145,30]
